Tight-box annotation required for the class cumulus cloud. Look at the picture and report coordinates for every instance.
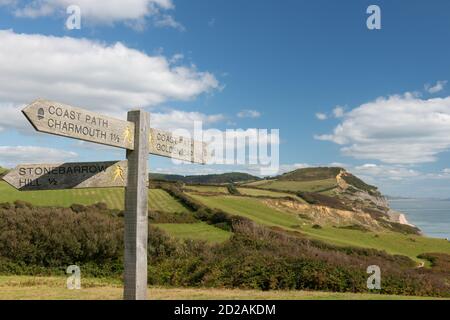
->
[151,110,225,131]
[1,0,183,29]
[351,163,421,181]
[0,146,77,167]
[0,30,219,132]
[153,14,185,31]
[237,109,261,119]
[425,80,447,94]
[315,113,327,120]
[315,93,450,164]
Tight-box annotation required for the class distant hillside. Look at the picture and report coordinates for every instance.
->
[149,173,185,182]
[241,166,418,233]
[150,172,260,184]
[277,167,377,191]
[278,167,342,181]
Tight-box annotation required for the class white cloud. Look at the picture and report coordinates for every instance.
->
[151,110,225,131]
[443,168,450,174]
[0,146,77,167]
[315,93,450,164]
[352,163,421,181]
[153,14,185,31]
[333,106,345,118]
[425,80,447,94]
[237,109,261,119]
[0,30,219,132]
[2,0,183,29]
[315,113,327,120]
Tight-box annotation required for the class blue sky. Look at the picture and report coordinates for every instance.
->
[0,0,450,198]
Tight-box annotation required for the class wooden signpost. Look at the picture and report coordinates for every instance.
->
[23,99,208,163]
[4,99,209,300]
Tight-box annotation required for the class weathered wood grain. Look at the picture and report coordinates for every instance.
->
[23,99,209,163]
[149,127,209,164]
[123,110,150,300]
[22,99,135,149]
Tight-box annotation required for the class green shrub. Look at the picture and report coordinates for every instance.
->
[0,205,448,297]
[70,204,87,213]
[227,184,240,195]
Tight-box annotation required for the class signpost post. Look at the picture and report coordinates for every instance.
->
[124,110,150,300]
[3,99,210,300]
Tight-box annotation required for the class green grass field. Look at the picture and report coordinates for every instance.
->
[185,185,229,194]
[155,222,232,243]
[0,181,189,212]
[190,194,450,261]
[247,178,338,193]
[0,276,443,300]
[237,187,303,200]
[2,179,449,263]
[301,225,450,262]
[190,194,303,229]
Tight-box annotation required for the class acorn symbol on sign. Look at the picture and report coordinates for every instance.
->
[37,108,45,120]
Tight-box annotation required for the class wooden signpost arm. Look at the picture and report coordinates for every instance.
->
[123,110,150,300]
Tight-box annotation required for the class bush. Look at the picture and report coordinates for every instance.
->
[0,205,448,297]
[227,184,240,195]
[0,202,11,210]
[13,200,33,209]
[149,210,196,223]
[70,204,87,213]
[297,192,352,211]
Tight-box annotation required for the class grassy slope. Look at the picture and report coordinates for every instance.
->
[155,223,232,243]
[2,179,449,262]
[191,194,301,229]
[247,178,338,193]
[191,194,450,261]
[237,187,302,199]
[185,185,229,194]
[0,276,443,300]
[0,181,189,212]
[0,181,235,243]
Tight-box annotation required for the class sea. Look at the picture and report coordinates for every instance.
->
[389,199,450,240]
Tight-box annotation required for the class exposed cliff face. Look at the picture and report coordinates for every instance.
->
[263,198,385,231]
[272,167,420,234]
[332,169,387,212]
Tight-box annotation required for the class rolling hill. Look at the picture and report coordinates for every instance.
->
[1,166,449,298]
[149,172,260,184]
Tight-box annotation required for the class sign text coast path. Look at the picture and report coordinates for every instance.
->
[23,99,209,164]
[23,99,135,150]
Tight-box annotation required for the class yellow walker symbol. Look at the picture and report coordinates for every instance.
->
[124,126,133,144]
[113,164,125,182]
